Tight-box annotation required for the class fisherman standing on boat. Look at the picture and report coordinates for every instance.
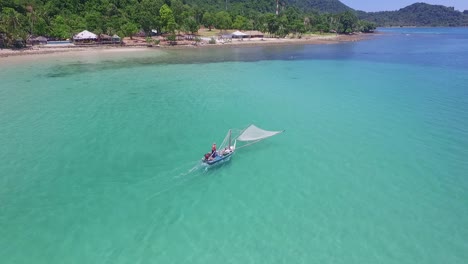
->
[211,143,217,158]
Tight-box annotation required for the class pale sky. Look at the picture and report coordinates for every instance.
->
[340,0,468,12]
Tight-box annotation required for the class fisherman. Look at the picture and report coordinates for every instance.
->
[211,143,217,158]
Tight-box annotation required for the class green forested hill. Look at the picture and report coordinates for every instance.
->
[283,0,352,13]
[358,3,468,27]
[0,0,374,48]
[184,0,353,13]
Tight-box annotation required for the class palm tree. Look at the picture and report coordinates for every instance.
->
[1,7,26,47]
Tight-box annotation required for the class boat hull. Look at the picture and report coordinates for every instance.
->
[202,149,235,166]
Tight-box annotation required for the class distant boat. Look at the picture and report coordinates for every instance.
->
[202,124,284,166]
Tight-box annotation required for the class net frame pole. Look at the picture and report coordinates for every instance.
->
[235,139,261,150]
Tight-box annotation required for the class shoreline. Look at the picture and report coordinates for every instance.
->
[164,33,374,50]
[0,33,374,59]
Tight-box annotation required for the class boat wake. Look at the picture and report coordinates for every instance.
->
[128,160,209,200]
[127,125,284,200]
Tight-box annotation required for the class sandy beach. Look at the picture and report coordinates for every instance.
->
[0,33,373,59]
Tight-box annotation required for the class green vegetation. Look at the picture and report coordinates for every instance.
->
[2,1,468,48]
[0,0,375,49]
[202,11,215,31]
[358,3,468,27]
[185,0,352,14]
[166,33,176,45]
[283,0,352,13]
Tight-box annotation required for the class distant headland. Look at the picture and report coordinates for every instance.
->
[357,3,468,27]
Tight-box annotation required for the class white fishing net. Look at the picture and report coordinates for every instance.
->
[236,125,284,142]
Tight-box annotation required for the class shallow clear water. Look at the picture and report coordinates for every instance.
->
[1,28,467,264]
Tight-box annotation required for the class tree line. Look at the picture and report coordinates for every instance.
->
[184,0,353,14]
[0,0,376,48]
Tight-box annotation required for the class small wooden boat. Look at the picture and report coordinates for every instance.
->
[202,129,236,166]
[202,145,236,166]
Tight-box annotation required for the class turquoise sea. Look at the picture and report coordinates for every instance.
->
[1,28,468,263]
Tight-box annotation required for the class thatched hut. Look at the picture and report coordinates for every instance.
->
[98,34,112,43]
[73,30,97,44]
[231,31,248,39]
[245,31,264,38]
[112,34,121,44]
[31,36,48,45]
